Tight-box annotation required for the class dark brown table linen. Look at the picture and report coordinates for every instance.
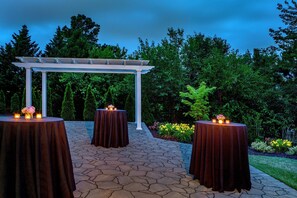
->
[92,109,129,148]
[189,121,251,192]
[0,116,76,198]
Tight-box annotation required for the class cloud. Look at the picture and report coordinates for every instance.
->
[0,0,284,53]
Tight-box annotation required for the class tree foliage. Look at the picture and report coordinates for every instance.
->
[0,8,296,144]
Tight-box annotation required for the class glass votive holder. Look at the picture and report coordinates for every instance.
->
[225,120,230,124]
[14,113,20,119]
[36,113,42,119]
[212,119,216,123]
[218,120,223,124]
[25,114,31,120]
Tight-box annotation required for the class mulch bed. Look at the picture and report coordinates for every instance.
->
[149,129,297,160]
[248,148,297,160]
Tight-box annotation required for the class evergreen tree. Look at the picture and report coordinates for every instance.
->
[44,26,65,57]
[124,92,135,122]
[47,87,54,117]
[12,25,41,56]
[32,88,38,111]
[61,83,76,120]
[22,87,26,108]
[0,25,41,109]
[142,94,154,125]
[104,88,114,107]
[10,93,20,113]
[0,90,6,114]
[83,85,96,121]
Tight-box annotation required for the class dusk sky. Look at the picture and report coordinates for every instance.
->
[0,0,284,54]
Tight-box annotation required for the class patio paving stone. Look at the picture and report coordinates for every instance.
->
[64,121,297,198]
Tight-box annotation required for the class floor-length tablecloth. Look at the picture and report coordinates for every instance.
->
[189,121,251,192]
[92,109,129,148]
[0,116,76,198]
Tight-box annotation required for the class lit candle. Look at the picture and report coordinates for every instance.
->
[218,120,223,124]
[36,113,42,119]
[114,108,117,110]
[225,120,230,124]
[212,119,216,123]
[105,107,108,110]
[14,113,20,119]
[25,114,31,120]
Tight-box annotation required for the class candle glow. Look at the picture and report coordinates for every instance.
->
[25,114,31,120]
[14,113,20,119]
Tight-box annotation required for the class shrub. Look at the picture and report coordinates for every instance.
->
[286,146,297,156]
[251,141,275,153]
[0,90,6,114]
[10,93,20,113]
[83,85,96,121]
[61,83,75,120]
[270,139,292,153]
[159,123,194,143]
[180,82,216,120]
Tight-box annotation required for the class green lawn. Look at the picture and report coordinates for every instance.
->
[249,155,297,190]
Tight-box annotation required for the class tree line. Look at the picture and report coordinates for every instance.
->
[0,1,296,143]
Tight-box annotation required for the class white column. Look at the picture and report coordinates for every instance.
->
[42,71,47,117]
[136,69,142,130]
[134,74,137,124]
[25,67,32,107]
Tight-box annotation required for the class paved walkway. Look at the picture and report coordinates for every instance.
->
[65,121,297,198]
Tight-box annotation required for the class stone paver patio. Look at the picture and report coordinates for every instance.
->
[65,121,297,198]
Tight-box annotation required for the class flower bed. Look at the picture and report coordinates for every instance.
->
[250,138,297,158]
[149,122,194,144]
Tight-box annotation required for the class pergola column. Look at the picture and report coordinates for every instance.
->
[135,69,142,130]
[25,67,32,107]
[42,71,47,117]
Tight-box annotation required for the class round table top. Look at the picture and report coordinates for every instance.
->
[196,120,246,127]
[97,109,126,112]
[0,116,64,123]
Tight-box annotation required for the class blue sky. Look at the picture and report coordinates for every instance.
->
[0,0,284,54]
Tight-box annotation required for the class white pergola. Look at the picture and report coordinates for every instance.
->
[12,57,155,130]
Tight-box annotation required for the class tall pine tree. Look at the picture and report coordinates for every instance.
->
[0,25,41,111]
[61,83,76,120]
[0,90,6,114]
[83,85,96,121]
